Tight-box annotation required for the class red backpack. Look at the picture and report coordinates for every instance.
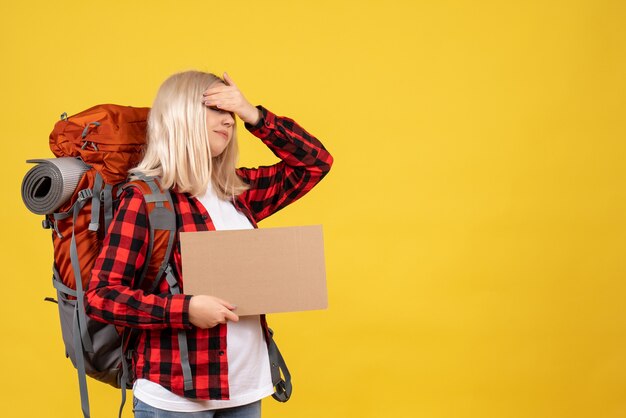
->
[22,104,181,418]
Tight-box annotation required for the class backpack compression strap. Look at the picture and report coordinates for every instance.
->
[123,176,194,392]
[50,172,105,418]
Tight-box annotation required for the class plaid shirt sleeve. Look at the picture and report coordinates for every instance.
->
[85,186,191,329]
[236,106,333,222]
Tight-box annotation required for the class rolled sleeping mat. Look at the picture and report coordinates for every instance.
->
[22,157,90,215]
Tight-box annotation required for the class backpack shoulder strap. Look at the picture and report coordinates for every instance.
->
[122,176,176,292]
[121,176,193,392]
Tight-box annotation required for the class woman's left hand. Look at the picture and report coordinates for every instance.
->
[202,73,261,125]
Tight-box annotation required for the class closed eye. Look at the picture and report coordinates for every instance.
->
[207,106,235,119]
[208,106,232,116]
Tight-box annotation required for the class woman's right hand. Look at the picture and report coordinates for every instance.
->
[202,73,261,125]
[188,295,239,329]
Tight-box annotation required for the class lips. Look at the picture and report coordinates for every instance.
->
[214,130,229,140]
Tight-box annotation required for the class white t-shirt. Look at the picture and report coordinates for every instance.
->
[133,182,273,411]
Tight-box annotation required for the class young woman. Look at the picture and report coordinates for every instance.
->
[85,70,333,417]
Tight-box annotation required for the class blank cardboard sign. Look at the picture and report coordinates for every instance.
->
[180,225,327,316]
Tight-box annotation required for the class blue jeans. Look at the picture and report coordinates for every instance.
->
[133,397,261,418]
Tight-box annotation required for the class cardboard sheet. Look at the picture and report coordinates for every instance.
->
[180,225,327,316]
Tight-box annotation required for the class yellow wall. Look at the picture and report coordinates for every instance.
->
[2,1,626,417]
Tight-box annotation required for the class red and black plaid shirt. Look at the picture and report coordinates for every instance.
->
[85,106,333,399]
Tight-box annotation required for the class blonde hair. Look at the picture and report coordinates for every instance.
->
[130,70,249,199]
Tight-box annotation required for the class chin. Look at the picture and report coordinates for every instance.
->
[211,149,227,157]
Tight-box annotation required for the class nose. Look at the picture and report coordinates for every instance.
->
[222,112,234,127]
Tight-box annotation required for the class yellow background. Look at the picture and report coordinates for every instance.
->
[2,0,626,417]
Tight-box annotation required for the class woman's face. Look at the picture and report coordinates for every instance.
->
[205,103,235,157]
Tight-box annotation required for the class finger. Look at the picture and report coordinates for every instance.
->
[214,297,236,310]
[224,309,239,322]
[223,72,238,88]
[203,85,233,96]
[203,92,238,104]
[202,96,228,108]
[206,101,239,114]
[218,100,239,110]
[203,95,239,108]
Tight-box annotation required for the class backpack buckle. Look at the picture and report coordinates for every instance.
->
[42,218,51,229]
[80,141,99,151]
[81,121,101,139]
[77,189,93,202]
